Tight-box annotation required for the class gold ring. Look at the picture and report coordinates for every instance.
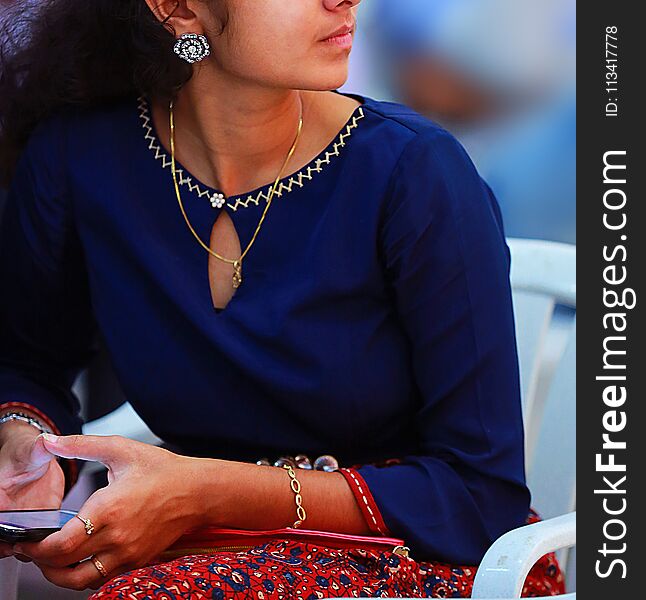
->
[75,514,95,535]
[91,554,108,577]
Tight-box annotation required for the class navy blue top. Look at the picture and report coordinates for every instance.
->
[0,90,531,564]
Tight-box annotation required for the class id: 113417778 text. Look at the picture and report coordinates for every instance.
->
[605,26,619,117]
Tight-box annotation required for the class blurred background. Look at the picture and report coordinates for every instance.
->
[342,0,576,244]
[1,1,576,597]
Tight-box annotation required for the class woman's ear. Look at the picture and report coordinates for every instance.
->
[143,0,203,36]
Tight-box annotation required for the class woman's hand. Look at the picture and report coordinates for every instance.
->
[0,424,65,559]
[10,434,206,591]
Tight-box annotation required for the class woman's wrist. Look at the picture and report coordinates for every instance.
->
[0,419,42,449]
[184,456,235,529]
[0,403,59,448]
[185,455,372,535]
[186,456,296,530]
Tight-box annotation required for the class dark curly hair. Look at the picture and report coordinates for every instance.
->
[0,0,225,186]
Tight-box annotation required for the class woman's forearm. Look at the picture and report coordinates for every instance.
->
[187,457,374,535]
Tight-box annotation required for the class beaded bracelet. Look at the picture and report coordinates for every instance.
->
[0,411,53,435]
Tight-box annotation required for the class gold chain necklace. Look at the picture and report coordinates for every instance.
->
[169,94,304,290]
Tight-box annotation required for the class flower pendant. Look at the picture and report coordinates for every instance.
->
[210,192,226,209]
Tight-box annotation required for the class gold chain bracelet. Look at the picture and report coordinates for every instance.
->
[283,464,307,528]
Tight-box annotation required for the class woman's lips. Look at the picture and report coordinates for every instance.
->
[320,31,353,49]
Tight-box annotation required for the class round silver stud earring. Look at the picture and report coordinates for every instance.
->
[173,33,211,64]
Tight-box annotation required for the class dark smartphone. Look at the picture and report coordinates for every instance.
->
[0,509,78,543]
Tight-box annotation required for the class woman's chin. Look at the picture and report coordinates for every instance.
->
[299,68,350,92]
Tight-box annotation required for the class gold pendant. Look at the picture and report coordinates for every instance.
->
[232,259,243,289]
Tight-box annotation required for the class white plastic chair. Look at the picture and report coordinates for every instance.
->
[471,512,576,599]
[470,238,576,598]
[1,238,576,599]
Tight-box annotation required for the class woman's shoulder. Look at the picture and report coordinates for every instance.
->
[21,96,138,166]
[7,96,140,213]
[354,93,498,238]
[67,95,139,148]
[355,92,482,189]
[359,93,462,147]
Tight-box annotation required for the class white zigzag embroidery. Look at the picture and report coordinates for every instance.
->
[137,96,365,212]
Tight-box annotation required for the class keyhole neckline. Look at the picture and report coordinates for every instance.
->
[137,89,368,214]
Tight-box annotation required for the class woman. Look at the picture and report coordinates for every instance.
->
[0,0,565,597]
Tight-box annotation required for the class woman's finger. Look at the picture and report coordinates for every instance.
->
[36,551,125,592]
[13,482,133,569]
[41,434,125,465]
[14,553,33,562]
[4,432,53,475]
[14,532,108,568]
[13,488,110,564]
[1,541,14,558]
[13,513,90,564]
[26,433,55,469]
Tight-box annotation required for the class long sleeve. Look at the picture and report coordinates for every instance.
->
[0,115,99,493]
[353,127,531,565]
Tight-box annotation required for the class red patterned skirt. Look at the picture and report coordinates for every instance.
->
[90,509,565,598]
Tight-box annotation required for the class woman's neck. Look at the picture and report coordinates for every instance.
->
[150,76,360,199]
